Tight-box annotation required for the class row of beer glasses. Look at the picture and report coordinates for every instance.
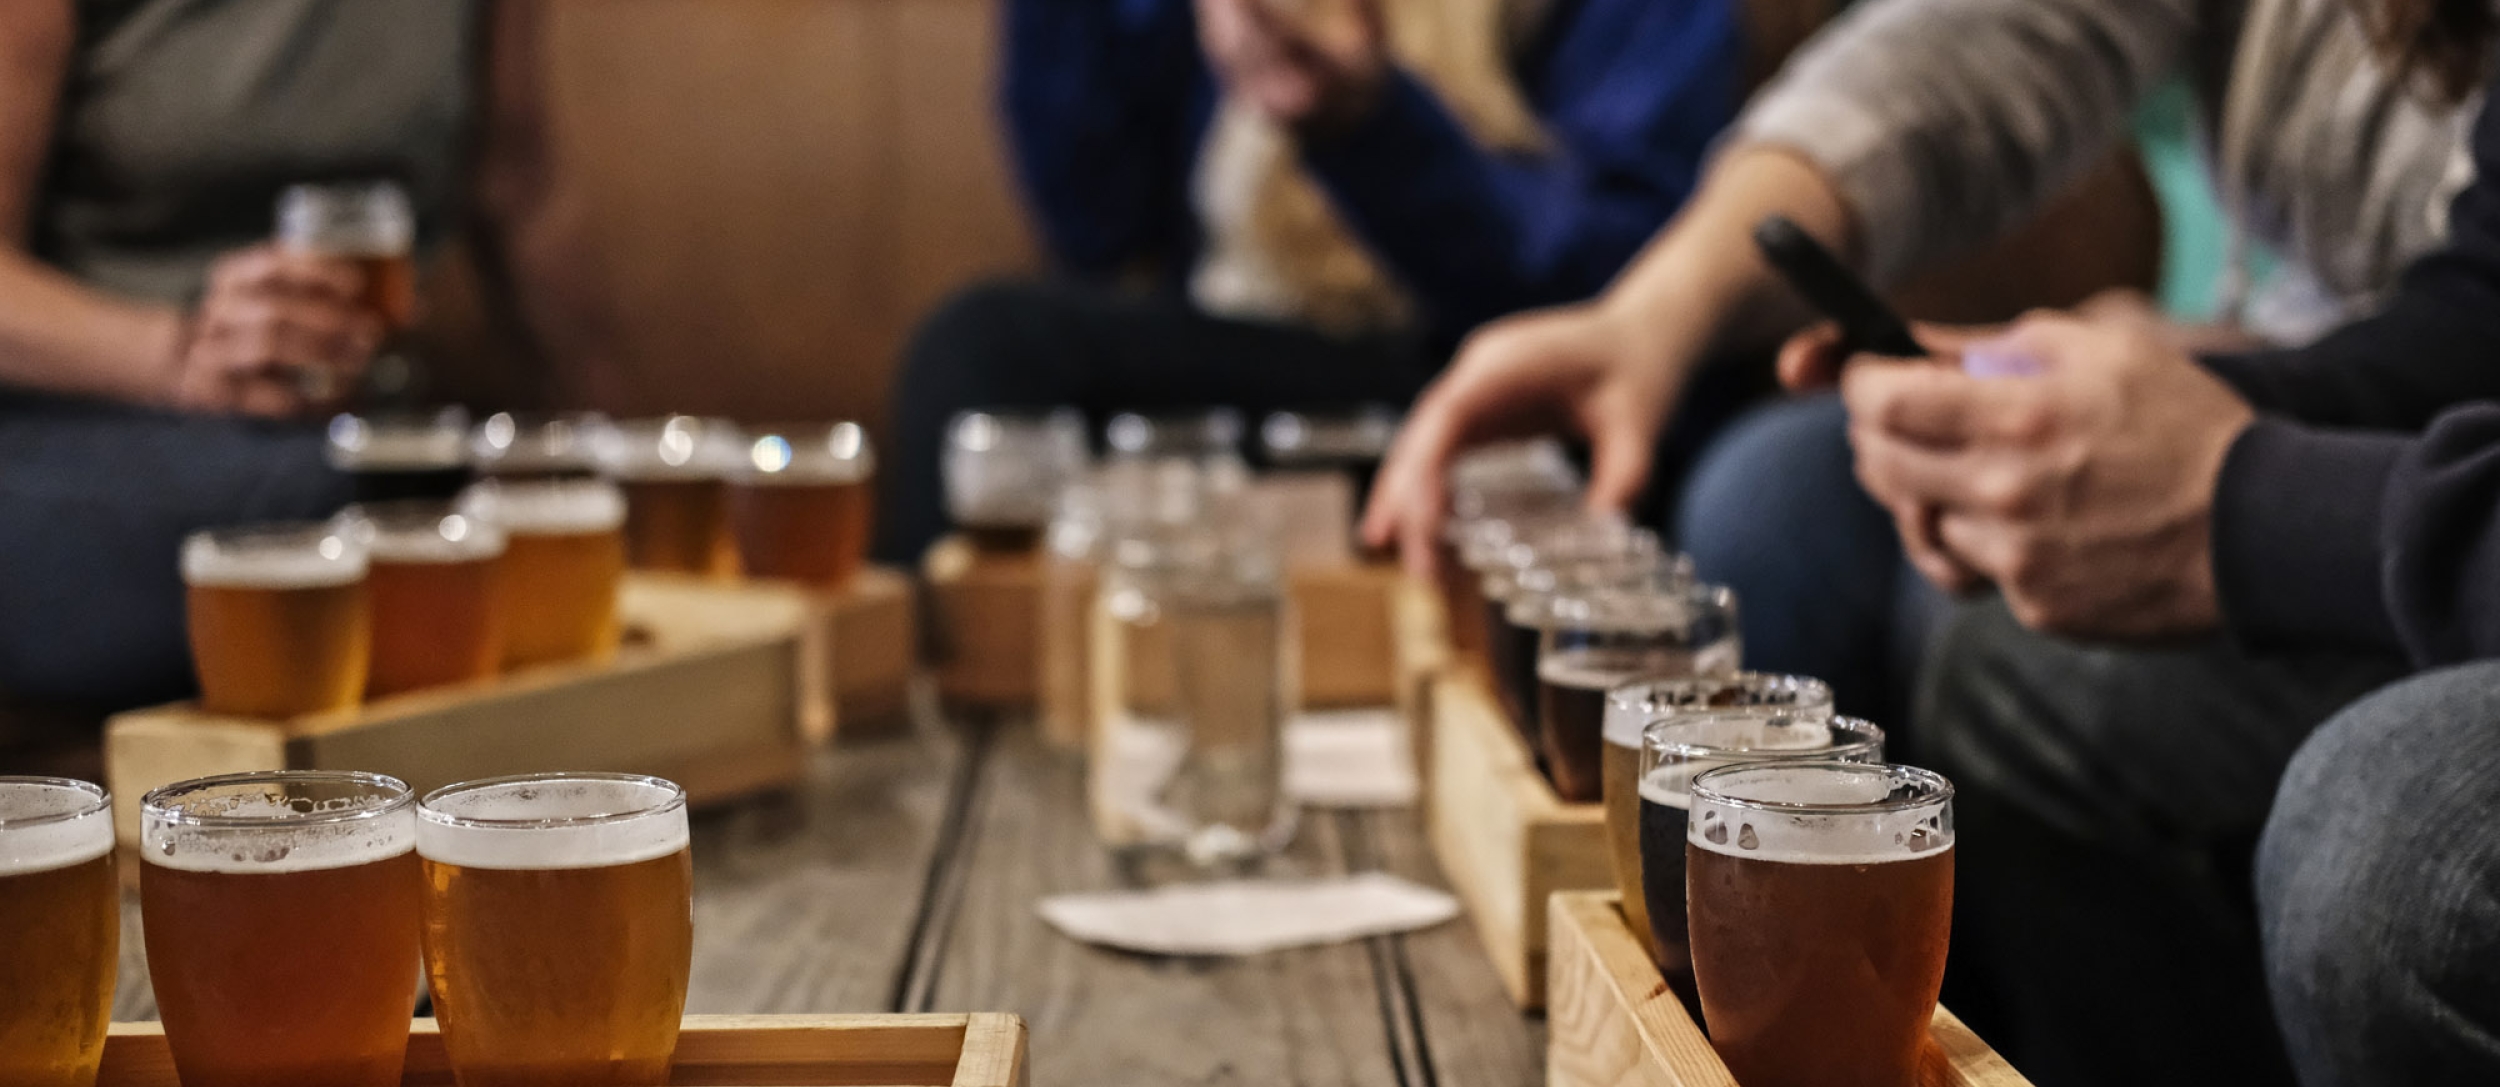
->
[330,410,878,590]
[1599,674,1957,1087]
[0,771,696,1087]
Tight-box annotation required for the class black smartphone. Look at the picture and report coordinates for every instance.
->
[1752,215,1926,358]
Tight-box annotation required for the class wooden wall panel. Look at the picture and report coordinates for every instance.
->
[514,0,1037,433]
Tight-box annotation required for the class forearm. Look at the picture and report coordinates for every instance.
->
[1596,146,1854,382]
[0,249,182,404]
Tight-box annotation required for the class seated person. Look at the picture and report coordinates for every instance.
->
[0,0,484,715]
[876,0,1740,561]
[1364,0,2475,731]
[1814,15,2500,1084]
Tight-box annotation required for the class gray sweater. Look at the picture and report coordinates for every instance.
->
[1738,0,2477,341]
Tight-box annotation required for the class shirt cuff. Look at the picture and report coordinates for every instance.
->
[1731,90,1925,286]
[2211,418,2409,653]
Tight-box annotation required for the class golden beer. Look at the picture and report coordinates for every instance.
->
[731,422,876,591]
[600,417,744,576]
[1601,674,1841,967]
[343,501,508,698]
[182,525,371,717]
[463,479,628,668]
[140,773,423,1087]
[1686,763,1955,1087]
[0,779,117,1087]
[277,182,415,334]
[418,774,694,1087]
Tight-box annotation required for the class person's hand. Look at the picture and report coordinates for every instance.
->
[1362,300,1683,573]
[1195,0,1389,134]
[169,244,379,418]
[1840,308,2257,640]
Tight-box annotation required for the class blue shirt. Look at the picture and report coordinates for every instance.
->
[1003,0,1741,339]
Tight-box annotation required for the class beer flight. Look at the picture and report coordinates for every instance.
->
[189,411,877,719]
[0,769,692,1087]
[1440,443,1959,1087]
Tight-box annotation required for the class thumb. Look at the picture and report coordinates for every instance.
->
[1776,322,1846,391]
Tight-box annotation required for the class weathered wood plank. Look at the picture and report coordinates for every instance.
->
[1354,809,1546,1087]
[917,723,1411,1086]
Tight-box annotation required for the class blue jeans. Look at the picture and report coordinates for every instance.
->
[2260,661,2500,1087]
[0,391,347,713]
[1676,392,1946,722]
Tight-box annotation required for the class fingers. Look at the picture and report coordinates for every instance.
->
[1775,323,1844,391]
[210,244,363,306]
[1892,501,1982,594]
[1842,360,2051,448]
[1364,376,1470,577]
[1581,398,1660,513]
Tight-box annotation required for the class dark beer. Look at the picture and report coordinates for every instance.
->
[1538,645,1727,802]
[961,522,1045,554]
[1486,589,1543,748]
[1685,763,1955,1087]
[1637,763,1702,1004]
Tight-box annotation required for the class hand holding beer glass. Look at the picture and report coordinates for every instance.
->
[600,416,746,575]
[183,523,372,717]
[417,773,694,1086]
[140,772,423,1087]
[731,422,877,591]
[0,778,117,1087]
[273,181,418,403]
[459,478,629,669]
[338,500,509,697]
[1686,762,1955,1087]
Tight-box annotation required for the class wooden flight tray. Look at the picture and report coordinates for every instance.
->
[1547,892,2031,1087]
[103,573,837,847]
[1423,668,1610,1009]
[923,535,1439,729]
[95,1013,1029,1087]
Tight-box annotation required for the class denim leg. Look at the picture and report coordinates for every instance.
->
[1918,596,2406,1087]
[2259,662,2500,1087]
[1676,393,1908,720]
[0,393,348,712]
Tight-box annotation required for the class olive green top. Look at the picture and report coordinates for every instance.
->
[35,0,480,303]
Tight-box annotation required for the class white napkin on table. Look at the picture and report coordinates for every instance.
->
[1037,872,1459,956]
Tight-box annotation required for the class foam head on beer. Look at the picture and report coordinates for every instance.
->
[944,408,1089,535]
[182,524,373,718]
[456,477,627,536]
[471,411,614,478]
[1687,761,1952,864]
[0,778,113,879]
[278,182,414,257]
[141,771,415,871]
[414,773,688,869]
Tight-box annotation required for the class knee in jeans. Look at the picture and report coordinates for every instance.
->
[1677,396,1851,574]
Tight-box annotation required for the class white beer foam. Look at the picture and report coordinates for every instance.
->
[1600,674,1832,749]
[1638,763,1706,811]
[1687,765,1954,866]
[366,518,506,564]
[0,787,114,876]
[417,778,688,871]
[459,481,626,535]
[144,796,416,874]
[334,427,465,469]
[1540,641,1738,695]
[182,538,367,589]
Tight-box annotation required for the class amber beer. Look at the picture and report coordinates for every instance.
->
[463,479,627,668]
[0,779,117,1087]
[601,416,744,575]
[278,182,415,332]
[183,524,371,717]
[1686,762,1955,1087]
[1535,581,1738,803]
[343,501,508,697]
[1601,673,1839,966]
[140,772,423,1087]
[732,422,876,590]
[418,774,695,1087]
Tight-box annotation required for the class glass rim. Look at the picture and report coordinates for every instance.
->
[184,520,358,548]
[1687,760,1951,816]
[1525,579,1735,631]
[141,770,413,829]
[417,772,687,831]
[1612,671,1833,713]
[1644,714,1883,761]
[0,776,111,829]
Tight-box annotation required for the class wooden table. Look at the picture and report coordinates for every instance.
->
[106,704,1543,1087]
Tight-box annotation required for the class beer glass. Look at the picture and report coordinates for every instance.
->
[599,416,745,576]
[327,408,473,502]
[1686,762,1954,1087]
[1532,579,1739,802]
[1257,406,1398,531]
[338,500,508,697]
[417,773,694,1087]
[1481,517,1658,744]
[1104,407,1246,464]
[140,772,422,1087]
[459,479,627,668]
[470,411,614,481]
[944,408,1088,555]
[1090,494,1297,872]
[183,523,371,717]
[278,182,417,335]
[730,421,876,591]
[0,778,116,1087]
[1625,682,1876,1001]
